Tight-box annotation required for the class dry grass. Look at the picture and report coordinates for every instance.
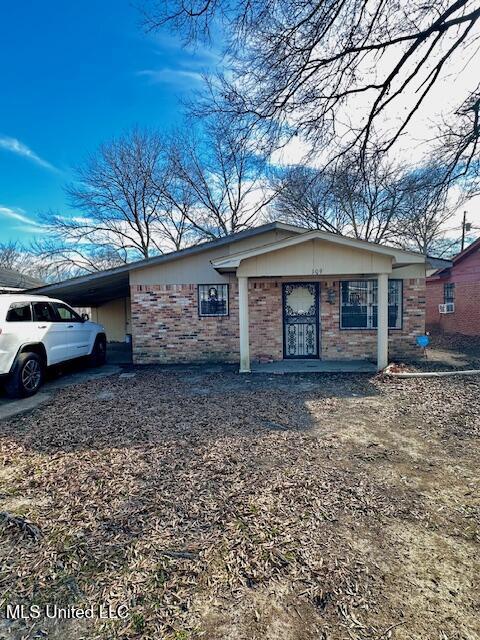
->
[0,368,479,640]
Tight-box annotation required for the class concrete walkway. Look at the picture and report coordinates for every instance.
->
[0,364,121,421]
[251,359,377,374]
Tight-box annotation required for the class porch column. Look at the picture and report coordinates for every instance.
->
[238,276,250,373]
[377,273,389,371]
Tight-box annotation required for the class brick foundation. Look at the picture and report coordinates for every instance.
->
[131,277,426,364]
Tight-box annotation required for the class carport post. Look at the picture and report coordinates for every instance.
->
[238,276,251,373]
[377,273,389,371]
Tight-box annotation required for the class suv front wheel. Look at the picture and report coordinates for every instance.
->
[5,352,44,398]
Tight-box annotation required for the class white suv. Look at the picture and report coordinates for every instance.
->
[0,295,106,398]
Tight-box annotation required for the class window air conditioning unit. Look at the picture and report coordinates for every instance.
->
[439,303,455,314]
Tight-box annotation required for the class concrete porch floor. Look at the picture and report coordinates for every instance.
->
[250,359,377,374]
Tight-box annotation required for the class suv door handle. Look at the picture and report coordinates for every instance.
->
[37,325,47,329]
[67,325,74,328]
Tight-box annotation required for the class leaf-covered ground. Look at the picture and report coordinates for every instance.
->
[0,367,479,640]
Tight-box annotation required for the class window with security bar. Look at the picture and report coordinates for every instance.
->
[444,283,455,304]
[340,280,402,329]
[198,284,229,317]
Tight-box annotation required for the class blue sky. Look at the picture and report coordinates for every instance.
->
[0,0,217,244]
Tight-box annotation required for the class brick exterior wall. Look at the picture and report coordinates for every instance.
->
[426,245,480,336]
[131,277,426,364]
[426,279,480,336]
[130,283,239,364]
[248,281,283,362]
[319,278,425,360]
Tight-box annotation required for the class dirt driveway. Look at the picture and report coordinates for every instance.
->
[0,365,478,640]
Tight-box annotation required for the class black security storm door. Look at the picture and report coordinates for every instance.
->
[282,283,320,359]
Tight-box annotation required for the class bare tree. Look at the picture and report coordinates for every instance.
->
[31,238,127,279]
[270,166,346,233]
[59,128,165,259]
[36,128,195,274]
[0,241,51,281]
[330,155,408,244]
[153,154,199,249]
[273,154,409,243]
[273,157,461,252]
[0,242,26,271]
[35,118,275,277]
[166,114,278,239]
[439,88,480,189]
[394,165,466,255]
[144,0,480,174]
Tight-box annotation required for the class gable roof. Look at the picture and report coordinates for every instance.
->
[0,267,44,290]
[451,236,480,265]
[212,228,428,270]
[428,236,480,280]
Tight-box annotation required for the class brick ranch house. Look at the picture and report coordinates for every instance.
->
[30,223,449,371]
[426,236,480,336]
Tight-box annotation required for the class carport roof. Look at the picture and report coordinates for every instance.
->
[31,270,132,307]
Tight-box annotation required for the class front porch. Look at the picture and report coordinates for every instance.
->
[211,230,428,373]
[251,359,377,374]
[237,274,391,373]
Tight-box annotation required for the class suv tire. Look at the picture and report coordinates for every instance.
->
[91,336,107,367]
[5,352,44,398]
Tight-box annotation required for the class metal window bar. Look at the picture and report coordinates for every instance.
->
[198,284,229,316]
[444,283,455,305]
[341,280,402,329]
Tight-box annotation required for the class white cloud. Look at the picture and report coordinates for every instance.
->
[148,32,222,69]
[270,136,318,167]
[0,135,58,172]
[137,33,220,89]
[137,68,204,85]
[12,225,49,235]
[0,205,45,229]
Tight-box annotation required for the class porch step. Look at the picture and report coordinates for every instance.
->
[250,360,377,374]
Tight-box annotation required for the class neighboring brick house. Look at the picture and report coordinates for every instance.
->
[426,237,480,336]
[0,267,44,294]
[31,222,448,370]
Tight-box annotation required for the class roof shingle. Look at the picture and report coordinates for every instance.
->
[0,267,45,290]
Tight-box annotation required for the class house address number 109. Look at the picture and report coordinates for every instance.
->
[311,268,323,275]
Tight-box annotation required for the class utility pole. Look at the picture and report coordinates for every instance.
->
[461,210,467,251]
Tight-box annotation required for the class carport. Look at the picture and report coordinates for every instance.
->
[29,267,133,363]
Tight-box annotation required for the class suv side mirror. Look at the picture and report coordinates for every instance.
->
[81,313,90,322]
